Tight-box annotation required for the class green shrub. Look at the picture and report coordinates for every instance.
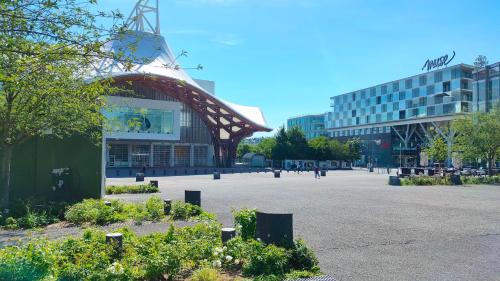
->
[171,201,202,220]
[462,175,500,185]
[105,184,159,195]
[400,176,451,186]
[285,270,321,280]
[64,199,128,225]
[0,239,55,281]
[233,208,256,240]
[243,244,289,276]
[4,217,18,230]
[288,239,319,271]
[145,196,165,221]
[0,200,67,230]
[190,267,219,281]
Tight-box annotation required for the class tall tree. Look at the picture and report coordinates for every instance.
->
[272,127,289,161]
[236,143,255,159]
[286,126,309,159]
[425,136,448,164]
[0,0,127,209]
[255,137,276,160]
[309,136,332,161]
[346,138,362,162]
[452,104,500,176]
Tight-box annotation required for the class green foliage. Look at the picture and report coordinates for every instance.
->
[285,270,321,280]
[64,199,129,225]
[0,0,128,209]
[426,135,448,163]
[0,200,68,229]
[171,201,202,220]
[288,239,319,271]
[145,196,164,221]
[243,244,289,276]
[105,184,159,195]
[453,104,500,176]
[0,239,55,281]
[237,143,256,159]
[462,176,500,185]
[255,138,276,160]
[346,138,362,161]
[0,222,321,280]
[190,267,219,281]
[308,136,333,161]
[233,208,257,240]
[400,176,451,186]
[400,175,500,186]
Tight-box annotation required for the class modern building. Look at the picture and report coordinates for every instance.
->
[287,114,326,140]
[95,0,271,177]
[325,61,499,167]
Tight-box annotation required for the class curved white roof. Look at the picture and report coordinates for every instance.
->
[94,30,270,130]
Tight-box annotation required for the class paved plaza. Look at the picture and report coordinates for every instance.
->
[107,170,500,281]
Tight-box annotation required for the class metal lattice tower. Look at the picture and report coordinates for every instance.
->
[125,0,160,35]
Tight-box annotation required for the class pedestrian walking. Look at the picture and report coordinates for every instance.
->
[314,166,320,179]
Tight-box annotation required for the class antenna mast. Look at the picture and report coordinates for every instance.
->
[125,0,160,35]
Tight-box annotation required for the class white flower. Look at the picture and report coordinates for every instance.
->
[234,259,240,265]
[225,255,233,262]
[107,262,124,275]
[257,238,261,242]
[212,260,222,268]
[222,246,227,251]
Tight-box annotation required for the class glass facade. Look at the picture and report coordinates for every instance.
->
[104,106,174,134]
[326,64,475,131]
[287,114,326,140]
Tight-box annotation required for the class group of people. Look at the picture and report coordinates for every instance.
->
[289,161,323,179]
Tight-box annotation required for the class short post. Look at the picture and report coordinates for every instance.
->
[106,233,123,258]
[150,180,159,187]
[320,170,326,177]
[104,201,112,206]
[388,176,401,186]
[213,171,221,180]
[164,199,172,215]
[221,227,236,244]
[185,190,201,207]
[136,173,145,182]
[274,170,281,178]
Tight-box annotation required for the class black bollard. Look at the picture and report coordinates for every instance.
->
[185,190,201,207]
[136,173,144,182]
[150,180,158,187]
[255,211,293,248]
[221,227,236,244]
[164,199,172,215]
[106,233,123,258]
[104,201,112,206]
[213,171,221,180]
[320,170,326,177]
[388,176,401,186]
[274,171,281,178]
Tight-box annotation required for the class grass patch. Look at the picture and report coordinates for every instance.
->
[105,184,159,195]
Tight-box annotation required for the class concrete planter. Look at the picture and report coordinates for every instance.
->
[185,190,201,207]
[255,211,293,248]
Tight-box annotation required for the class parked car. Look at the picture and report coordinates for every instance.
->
[476,168,487,176]
[461,168,473,176]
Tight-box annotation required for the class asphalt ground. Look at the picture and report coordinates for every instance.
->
[106,169,500,281]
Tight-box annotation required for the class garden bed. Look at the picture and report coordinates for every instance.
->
[0,208,321,281]
[400,175,500,186]
[105,183,159,195]
[0,196,214,230]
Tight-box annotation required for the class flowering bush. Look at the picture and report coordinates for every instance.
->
[105,184,159,195]
[232,208,257,240]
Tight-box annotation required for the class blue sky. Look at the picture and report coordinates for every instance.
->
[99,0,500,137]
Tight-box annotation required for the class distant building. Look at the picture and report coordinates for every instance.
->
[242,153,266,167]
[325,61,499,167]
[287,114,326,140]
